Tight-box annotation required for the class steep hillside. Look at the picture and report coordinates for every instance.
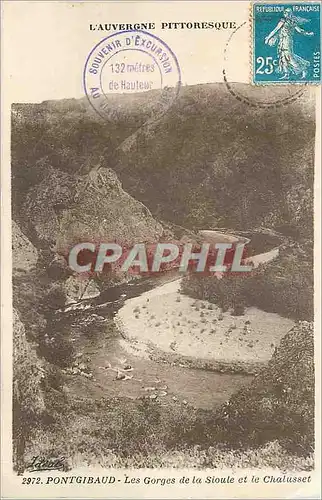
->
[113,84,314,234]
[12,83,315,237]
[215,321,314,456]
[181,241,313,321]
[13,308,45,472]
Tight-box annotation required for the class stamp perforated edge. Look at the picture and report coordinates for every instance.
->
[250,1,321,86]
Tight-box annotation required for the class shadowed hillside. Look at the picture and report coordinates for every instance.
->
[12,83,315,238]
[215,321,314,456]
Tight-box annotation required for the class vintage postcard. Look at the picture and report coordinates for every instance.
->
[1,1,321,498]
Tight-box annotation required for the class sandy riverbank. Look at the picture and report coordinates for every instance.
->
[115,279,294,373]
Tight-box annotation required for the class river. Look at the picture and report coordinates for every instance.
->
[59,273,253,411]
[59,230,288,411]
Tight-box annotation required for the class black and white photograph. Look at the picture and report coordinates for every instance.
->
[1,1,320,499]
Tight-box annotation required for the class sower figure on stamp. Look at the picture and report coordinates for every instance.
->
[264,8,314,80]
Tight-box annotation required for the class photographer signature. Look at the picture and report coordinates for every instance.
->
[26,455,68,472]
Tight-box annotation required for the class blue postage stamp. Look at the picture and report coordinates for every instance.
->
[252,3,321,84]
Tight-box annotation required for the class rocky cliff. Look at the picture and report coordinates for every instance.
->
[12,221,38,272]
[23,165,162,253]
[13,308,45,471]
[217,321,314,455]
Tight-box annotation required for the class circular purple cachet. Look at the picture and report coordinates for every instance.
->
[84,30,181,124]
